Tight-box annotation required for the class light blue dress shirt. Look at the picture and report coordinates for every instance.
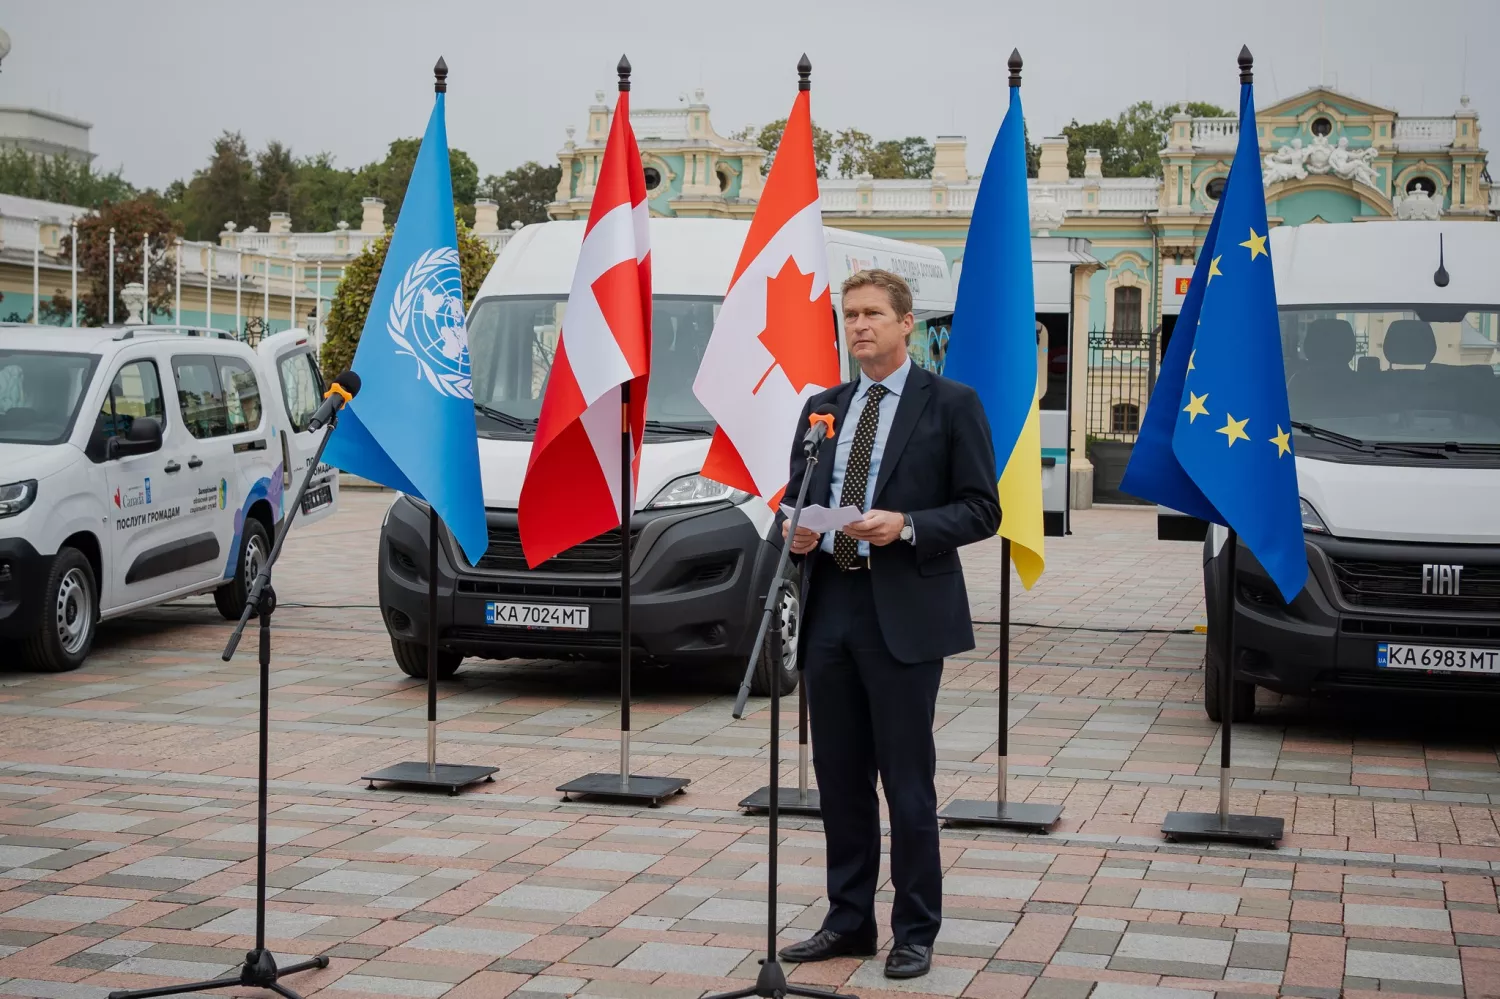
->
[820,357,912,557]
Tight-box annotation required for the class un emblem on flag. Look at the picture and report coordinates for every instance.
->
[387,247,472,399]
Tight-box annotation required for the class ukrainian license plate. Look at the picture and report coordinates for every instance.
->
[486,602,589,630]
[1377,642,1500,674]
[300,484,333,514]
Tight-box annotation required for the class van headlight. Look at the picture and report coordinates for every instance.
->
[647,475,751,509]
[1299,498,1330,535]
[0,480,37,518]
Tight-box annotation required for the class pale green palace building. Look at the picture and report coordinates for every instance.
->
[548,84,1496,503]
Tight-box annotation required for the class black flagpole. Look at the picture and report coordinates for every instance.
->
[707,60,854,999]
[1160,49,1283,848]
[363,57,496,797]
[941,50,1061,833]
[557,55,689,808]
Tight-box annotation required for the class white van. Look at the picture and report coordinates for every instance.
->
[0,325,339,671]
[377,218,955,694]
[1179,221,1500,719]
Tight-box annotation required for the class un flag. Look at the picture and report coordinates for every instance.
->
[323,81,487,565]
[1169,70,1306,603]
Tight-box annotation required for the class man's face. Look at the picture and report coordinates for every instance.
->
[842,284,914,374]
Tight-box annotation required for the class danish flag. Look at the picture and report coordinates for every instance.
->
[693,70,839,506]
[518,84,651,568]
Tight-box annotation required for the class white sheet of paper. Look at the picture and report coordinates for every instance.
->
[780,504,865,533]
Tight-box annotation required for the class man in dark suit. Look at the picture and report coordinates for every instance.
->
[776,269,1001,980]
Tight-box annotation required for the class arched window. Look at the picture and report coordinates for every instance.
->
[1311,116,1333,137]
[1406,176,1437,196]
[1205,176,1227,201]
[642,166,663,192]
[1113,286,1143,345]
[1111,402,1140,434]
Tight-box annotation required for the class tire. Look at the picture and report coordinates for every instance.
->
[746,576,800,697]
[215,518,270,621]
[22,547,97,673]
[392,637,462,680]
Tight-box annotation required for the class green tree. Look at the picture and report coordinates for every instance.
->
[293,152,364,231]
[320,211,496,379]
[481,161,562,226]
[731,119,834,177]
[1024,121,1040,178]
[40,198,181,326]
[0,149,136,208]
[1061,101,1231,178]
[253,140,298,223]
[832,128,873,178]
[358,138,481,223]
[173,131,256,239]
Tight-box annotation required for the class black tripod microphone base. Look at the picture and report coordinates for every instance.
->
[739,785,822,817]
[106,950,330,999]
[703,956,860,999]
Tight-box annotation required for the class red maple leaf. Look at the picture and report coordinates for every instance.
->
[753,256,836,395]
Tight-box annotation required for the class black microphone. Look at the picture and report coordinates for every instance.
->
[802,404,837,453]
[306,370,361,431]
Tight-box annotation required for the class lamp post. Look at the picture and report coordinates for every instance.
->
[71,224,78,327]
[107,227,115,324]
[174,237,182,325]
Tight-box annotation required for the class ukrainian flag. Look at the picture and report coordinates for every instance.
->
[944,51,1044,588]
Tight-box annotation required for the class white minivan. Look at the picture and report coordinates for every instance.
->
[0,324,339,671]
[1173,221,1500,719]
[377,218,955,694]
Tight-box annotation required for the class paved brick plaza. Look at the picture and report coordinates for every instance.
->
[2,492,1499,998]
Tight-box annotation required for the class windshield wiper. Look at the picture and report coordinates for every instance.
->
[1373,439,1500,455]
[473,403,535,431]
[1290,421,1369,451]
[644,419,712,436]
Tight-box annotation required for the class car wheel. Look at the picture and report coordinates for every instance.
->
[747,578,800,697]
[392,637,462,680]
[22,548,97,673]
[215,518,270,621]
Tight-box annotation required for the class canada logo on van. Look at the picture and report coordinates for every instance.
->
[113,478,152,510]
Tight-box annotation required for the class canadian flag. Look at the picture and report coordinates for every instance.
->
[693,78,839,506]
[518,85,651,568]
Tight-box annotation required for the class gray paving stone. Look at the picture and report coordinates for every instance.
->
[196,909,333,938]
[375,837,483,857]
[847,959,976,995]
[0,982,113,999]
[3,895,134,922]
[111,856,234,881]
[404,925,533,955]
[1022,980,1091,999]
[111,957,236,979]
[38,813,147,833]
[1131,887,1239,914]
[1090,985,1215,999]
[1344,947,1463,986]
[618,941,749,976]
[683,897,801,927]
[1343,903,1450,930]
[326,974,452,997]
[0,845,61,867]
[943,875,1039,900]
[485,884,606,914]
[296,868,420,896]
[937,917,1013,947]
[553,850,662,874]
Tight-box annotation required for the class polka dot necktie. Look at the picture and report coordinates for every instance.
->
[833,383,888,570]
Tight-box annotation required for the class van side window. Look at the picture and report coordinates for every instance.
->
[91,360,165,460]
[215,357,263,433]
[277,351,324,432]
[172,355,228,438]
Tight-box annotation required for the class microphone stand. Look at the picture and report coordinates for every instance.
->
[713,423,855,999]
[108,413,344,999]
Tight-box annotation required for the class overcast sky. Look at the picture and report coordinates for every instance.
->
[3,0,1495,195]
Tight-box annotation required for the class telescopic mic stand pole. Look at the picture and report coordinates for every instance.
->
[1161,528,1283,846]
[941,538,1061,831]
[105,373,366,999]
[557,358,689,806]
[713,399,853,999]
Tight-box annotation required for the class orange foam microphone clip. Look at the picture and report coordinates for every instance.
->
[808,412,835,439]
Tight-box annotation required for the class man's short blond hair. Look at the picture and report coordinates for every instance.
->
[842,269,913,318]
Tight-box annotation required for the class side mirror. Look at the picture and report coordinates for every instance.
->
[107,417,163,459]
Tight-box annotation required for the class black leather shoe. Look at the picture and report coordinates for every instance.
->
[777,929,877,963]
[884,943,933,979]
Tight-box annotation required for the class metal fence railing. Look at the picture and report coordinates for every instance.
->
[1086,327,1159,443]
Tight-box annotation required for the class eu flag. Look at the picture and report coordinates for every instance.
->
[1166,56,1306,602]
[323,69,487,564]
[944,52,1045,589]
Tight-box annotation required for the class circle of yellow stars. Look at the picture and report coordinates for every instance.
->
[1180,226,1291,458]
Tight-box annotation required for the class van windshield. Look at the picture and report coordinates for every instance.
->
[0,349,99,445]
[468,295,721,436]
[1280,306,1500,456]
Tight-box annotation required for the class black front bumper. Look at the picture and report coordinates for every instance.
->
[0,536,51,641]
[378,495,780,664]
[1210,533,1500,696]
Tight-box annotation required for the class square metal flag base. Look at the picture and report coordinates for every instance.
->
[738,785,822,817]
[557,772,689,807]
[940,797,1063,832]
[363,762,498,795]
[1161,810,1284,847]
